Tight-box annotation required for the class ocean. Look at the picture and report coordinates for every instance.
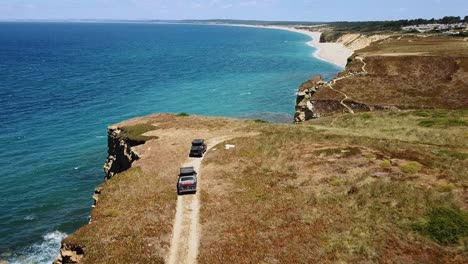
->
[0,22,341,263]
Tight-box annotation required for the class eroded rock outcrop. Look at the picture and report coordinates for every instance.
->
[294,76,326,122]
[53,243,84,264]
[103,126,141,180]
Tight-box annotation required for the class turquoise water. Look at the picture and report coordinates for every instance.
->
[0,22,341,263]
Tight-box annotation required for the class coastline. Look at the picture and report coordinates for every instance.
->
[217,23,353,68]
[272,26,353,68]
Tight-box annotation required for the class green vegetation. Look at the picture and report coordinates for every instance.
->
[360,113,373,119]
[328,176,344,186]
[251,119,268,123]
[418,118,466,128]
[322,16,467,36]
[102,209,119,218]
[120,123,158,142]
[436,184,455,193]
[309,110,468,148]
[380,159,392,169]
[400,161,423,174]
[176,112,190,117]
[413,207,468,245]
[438,150,468,160]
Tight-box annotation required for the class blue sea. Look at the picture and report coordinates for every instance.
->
[0,22,340,263]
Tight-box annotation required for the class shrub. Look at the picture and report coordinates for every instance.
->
[103,209,119,218]
[412,207,468,245]
[328,177,344,186]
[418,119,436,127]
[360,113,373,119]
[252,119,268,123]
[400,161,423,173]
[176,112,190,117]
[380,159,392,169]
[436,184,455,193]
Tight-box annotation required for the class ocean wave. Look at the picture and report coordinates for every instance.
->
[6,231,67,264]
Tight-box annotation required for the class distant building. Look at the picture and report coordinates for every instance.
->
[402,23,467,33]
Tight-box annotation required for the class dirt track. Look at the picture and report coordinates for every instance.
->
[167,136,251,264]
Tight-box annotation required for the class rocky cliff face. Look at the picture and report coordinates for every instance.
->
[337,33,391,51]
[294,76,326,122]
[103,126,141,180]
[54,126,144,264]
[294,56,397,123]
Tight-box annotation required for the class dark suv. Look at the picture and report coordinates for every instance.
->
[177,167,197,195]
[189,139,207,158]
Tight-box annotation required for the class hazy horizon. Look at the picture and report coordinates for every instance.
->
[0,0,466,22]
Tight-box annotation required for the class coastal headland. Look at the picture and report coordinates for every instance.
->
[55,111,467,263]
[51,24,468,263]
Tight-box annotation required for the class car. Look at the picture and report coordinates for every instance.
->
[177,167,197,195]
[189,139,207,157]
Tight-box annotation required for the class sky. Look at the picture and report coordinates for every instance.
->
[0,0,466,22]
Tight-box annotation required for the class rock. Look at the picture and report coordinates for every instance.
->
[104,127,141,180]
[294,75,326,123]
[53,243,84,264]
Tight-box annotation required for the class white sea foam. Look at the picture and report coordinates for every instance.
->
[23,215,36,221]
[7,231,67,264]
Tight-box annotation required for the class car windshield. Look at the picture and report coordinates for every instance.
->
[180,177,194,182]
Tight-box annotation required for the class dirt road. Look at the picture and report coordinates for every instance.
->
[167,136,243,264]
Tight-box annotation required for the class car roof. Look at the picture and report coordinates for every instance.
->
[179,167,196,175]
[192,139,204,144]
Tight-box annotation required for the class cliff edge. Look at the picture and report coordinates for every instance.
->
[295,35,468,122]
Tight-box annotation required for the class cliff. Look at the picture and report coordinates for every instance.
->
[54,124,155,263]
[103,126,141,180]
[336,33,391,51]
[295,35,468,122]
[53,112,467,263]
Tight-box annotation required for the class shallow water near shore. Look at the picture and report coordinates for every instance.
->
[0,22,340,262]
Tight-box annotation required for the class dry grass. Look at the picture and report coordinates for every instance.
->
[310,110,468,148]
[311,36,468,110]
[199,117,467,263]
[62,114,259,263]
[359,36,468,57]
[63,113,467,263]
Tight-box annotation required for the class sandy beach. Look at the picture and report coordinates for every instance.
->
[268,26,353,68]
[222,24,353,68]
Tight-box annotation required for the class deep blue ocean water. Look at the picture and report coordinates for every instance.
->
[0,22,340,263]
